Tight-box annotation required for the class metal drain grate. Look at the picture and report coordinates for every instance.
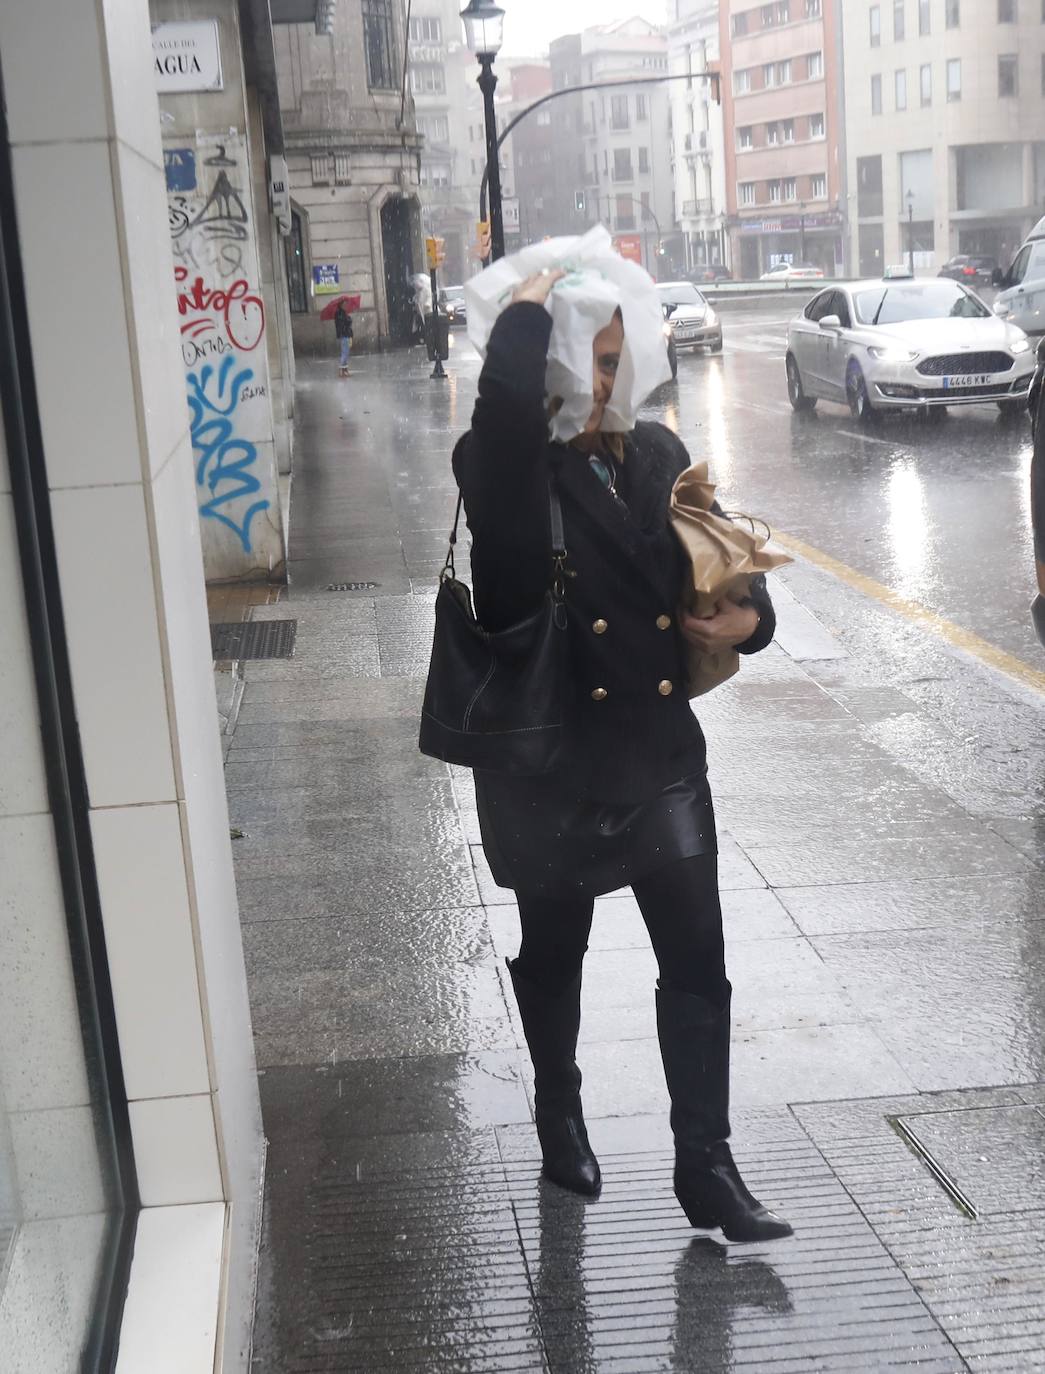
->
[326,581,380,591]
[211,619,296,660]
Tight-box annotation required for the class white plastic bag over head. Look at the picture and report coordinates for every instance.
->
[464,225,671,442]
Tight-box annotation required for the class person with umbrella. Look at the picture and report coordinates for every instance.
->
[319,294,361,376]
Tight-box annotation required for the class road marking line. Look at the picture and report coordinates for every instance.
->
[835,428,895,447]
[775,531,1045,696]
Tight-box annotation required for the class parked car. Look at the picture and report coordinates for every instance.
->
[1032,337,1045,645]
[760,262,825,282]
[784,276,1035,423]
[439,286,467,326]
[657,282,723,358]
[938,255,999,287]
[993,217,1045,338]
[689,263,732,284]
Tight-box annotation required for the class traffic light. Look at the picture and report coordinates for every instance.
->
[425,235,446,270]
[575,190,586,214]
[476,220,492,258]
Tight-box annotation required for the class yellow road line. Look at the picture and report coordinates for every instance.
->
[774,531,1045,696]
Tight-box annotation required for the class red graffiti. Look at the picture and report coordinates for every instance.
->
[174,266,265,351]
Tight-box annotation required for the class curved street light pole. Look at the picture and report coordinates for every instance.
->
[479,69,720,243]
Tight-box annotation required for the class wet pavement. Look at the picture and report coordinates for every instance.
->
[240,320,1045,1371]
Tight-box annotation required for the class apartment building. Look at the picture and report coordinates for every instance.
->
[720,0,846,278]
[667,0,728,273]
[549,19,674,273]
[500,62,557,248]
[843,0,1045,276]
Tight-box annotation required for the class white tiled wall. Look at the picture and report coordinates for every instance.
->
[0,0,264,1367]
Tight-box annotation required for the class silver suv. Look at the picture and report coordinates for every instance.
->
[994,216,1045,338]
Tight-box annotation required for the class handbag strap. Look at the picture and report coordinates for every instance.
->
[443,477,567,583]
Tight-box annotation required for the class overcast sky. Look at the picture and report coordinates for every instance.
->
[497,2,664,58]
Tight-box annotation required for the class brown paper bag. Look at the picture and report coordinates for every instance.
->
[669,463,792,697]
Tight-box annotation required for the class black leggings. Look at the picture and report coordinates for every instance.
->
[515,853,727,1003]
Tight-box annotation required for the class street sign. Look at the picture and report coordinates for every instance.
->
[313,263,340,295]
[613,234,643,265]
[152,21,224,92]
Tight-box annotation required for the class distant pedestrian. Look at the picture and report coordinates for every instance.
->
[450,269,792,1243]
[334,301,353,376]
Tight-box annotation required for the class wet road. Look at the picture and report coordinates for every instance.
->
[646,298,1039,669]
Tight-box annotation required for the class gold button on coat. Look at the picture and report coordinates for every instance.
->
[591,687,608,701]
[658,679,674,696]
[656,614,672,630]
[592,618,608,635]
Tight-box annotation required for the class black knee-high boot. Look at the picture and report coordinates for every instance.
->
[656,981,792,1242]
[507,959,601,1197]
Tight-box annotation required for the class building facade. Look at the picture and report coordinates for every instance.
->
[720,0,846,278]
[274,0,425,353]
[667,0,729,273]
[0,0,272,1367]
[842,0,1045,277]
[549,19,674,275]
[500,62,557,249]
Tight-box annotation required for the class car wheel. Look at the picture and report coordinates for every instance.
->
[709,335,723,354]
[998,399,1025,421]
[667,337,678,380]
[786,354,816,412]
[846,362,877,425]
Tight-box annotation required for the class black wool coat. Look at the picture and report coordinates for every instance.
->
[452,302,776,804]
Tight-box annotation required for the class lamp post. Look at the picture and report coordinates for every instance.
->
[906,189,915,274]
[461,0,506,262]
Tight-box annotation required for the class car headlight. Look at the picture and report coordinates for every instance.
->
[867,346,919,363]
[705,308,718,326]
[1010,337,1030,353]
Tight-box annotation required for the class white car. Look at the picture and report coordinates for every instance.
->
[760,262,825,282]
[657,282,723,356]
[785,276,1036,423]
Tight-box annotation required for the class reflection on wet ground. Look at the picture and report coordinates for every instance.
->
[242,323,1044,1370]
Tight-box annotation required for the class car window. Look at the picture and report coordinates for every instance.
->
[1016,243,1045,284]
[657,284,704,306]
[832,292,852,328]
[805,291,833,321]
[853,281,990,324]
[1010,246,1033,285]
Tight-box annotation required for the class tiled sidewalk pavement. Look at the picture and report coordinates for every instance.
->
[239,354,1045,1372]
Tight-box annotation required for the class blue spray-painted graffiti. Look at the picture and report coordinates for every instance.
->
[187,356,270,553]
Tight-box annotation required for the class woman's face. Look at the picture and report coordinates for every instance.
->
[584,313,624,436]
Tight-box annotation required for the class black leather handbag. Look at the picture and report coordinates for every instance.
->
[419,480,570,775]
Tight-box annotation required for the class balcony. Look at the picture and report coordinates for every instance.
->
[682,199,714,218]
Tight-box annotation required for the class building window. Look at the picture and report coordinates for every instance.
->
[807,51,824,80]
[782,118,795,142]
[613,147,633,181]
[945,0,959,28]
[998,53,1019,96]
[946,56,961,98]
[640,189,651,212]
[636,93,648,121]
[363,0,398,90]
[919,0,931,32]
[739,181,756,206]
[409,63,445,94]
[809,112,825,137]
[764,59,791,86]
[738,125,754,149]
[285,210,308,313]
[409,15,442,42]
[615,195,635,229]
[734,68,751,93]
[920,63,932,104]
[311,152,332,184]
[418,114,450,143]
[762,2,790,25]
[807,0,822,14]
[334,152,351,184]
[870,5,881,46]
[638,146,649,173]
[998,0,1015,19]
[857,154,883,214]
[768,179,782,202]
[732,11,749,35]
[767,121,780,145]
[811,173,827,198]
[419,161,450,188]
[783,177,797,200]
[895,68,907,109]
[610,94,630,129]
[871,72,883,112]
[894,0,905,39]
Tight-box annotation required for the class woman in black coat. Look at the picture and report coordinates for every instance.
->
[453,269,792,1243]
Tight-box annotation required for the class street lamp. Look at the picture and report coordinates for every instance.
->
[906,189,915,275]
[461,0,506,262]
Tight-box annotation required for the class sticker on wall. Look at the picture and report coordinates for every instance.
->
[313,264,341,295]
[164,148,197,193]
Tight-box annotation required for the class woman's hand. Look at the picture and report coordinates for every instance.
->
[512,269,565,307]
[681,601,759,653]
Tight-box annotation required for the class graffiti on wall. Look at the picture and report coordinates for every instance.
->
[165,137,272,556]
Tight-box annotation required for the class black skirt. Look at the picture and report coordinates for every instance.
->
[474,768,717,900]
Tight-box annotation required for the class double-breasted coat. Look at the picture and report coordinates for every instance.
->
[452,302,776,896]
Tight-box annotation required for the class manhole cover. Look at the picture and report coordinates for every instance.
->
[895,1103,1045,1218]
[326,581,380,591]
[210,619,296,660]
